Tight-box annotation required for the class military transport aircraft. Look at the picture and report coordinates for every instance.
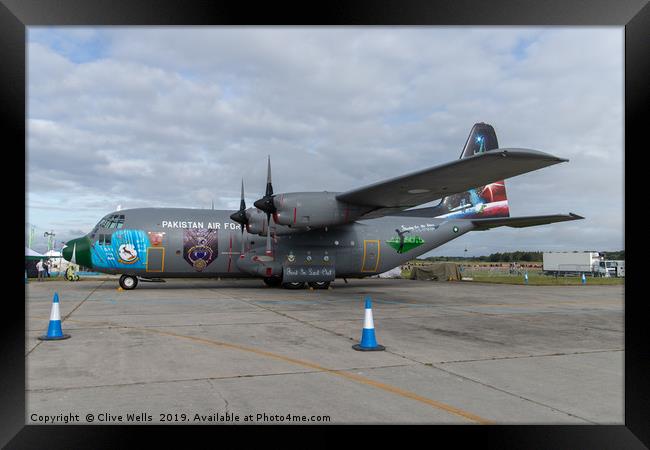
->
[62,123,582,290]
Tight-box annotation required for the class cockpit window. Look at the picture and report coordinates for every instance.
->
[99,214,126,229]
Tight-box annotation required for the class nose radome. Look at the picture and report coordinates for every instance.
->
[62,237,92,268]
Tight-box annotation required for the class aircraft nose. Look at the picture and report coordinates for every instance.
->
[62,236,93,268]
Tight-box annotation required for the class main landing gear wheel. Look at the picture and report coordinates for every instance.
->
[308,281,330,289]
[282,281,305,289]
[119,274,138,290]
[263,277,282,287]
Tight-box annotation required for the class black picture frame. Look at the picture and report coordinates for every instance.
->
[4,0,645,447]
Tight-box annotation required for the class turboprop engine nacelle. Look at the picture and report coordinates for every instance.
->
[272,192,367,229]
[245,207,268,235]
[245,207,305,236]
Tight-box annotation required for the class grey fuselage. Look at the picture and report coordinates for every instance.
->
[80,207,473,278]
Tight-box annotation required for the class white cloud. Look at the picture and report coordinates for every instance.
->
[26,27,624,254]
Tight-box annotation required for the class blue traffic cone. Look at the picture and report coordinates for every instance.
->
[352,297,385,351]
[524,272,529,284]
[581,273,586,285]
[38,292,70,341]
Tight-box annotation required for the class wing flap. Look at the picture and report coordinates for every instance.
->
[336,148,567,208]
[471,213,584,230]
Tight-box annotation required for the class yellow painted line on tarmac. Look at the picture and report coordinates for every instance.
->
[32,315,492,424]
[132,326,493,424]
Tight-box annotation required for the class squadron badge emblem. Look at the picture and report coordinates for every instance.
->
[183,229,219,271]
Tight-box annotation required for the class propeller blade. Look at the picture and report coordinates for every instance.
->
[239,178,246,211]
[265,155,273,197]
[253,156,277,214]
[239,179,248,256]
[230,179,249,225]
[240,223,246,257]
[265,212,273,257]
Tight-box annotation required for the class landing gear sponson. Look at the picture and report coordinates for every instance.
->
[262,275,331,289]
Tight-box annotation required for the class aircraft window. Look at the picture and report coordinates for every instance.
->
[97,234,112,245]
[90,225,99,238]
[101,215,125,229]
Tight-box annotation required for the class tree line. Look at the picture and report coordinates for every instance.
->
[423,250,624,263]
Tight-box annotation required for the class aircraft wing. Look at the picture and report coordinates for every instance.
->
[336,148,567,209]
[470,213,584,230]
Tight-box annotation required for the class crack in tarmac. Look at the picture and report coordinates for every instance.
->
[25,280,106,357]
[26,279,622,424]
[429,363,598,424]
[217,288,618,424]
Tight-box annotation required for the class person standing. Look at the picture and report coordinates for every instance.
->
[43,259,50,278]
[36,259,45,282]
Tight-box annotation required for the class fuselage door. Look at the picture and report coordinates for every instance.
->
[146,231,167,272]
[361,240,381,272]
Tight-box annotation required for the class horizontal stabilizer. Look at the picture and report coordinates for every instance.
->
[337,148,568,209]
[470,213,584,230]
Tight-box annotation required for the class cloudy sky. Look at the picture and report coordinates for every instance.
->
[26,27,624,256]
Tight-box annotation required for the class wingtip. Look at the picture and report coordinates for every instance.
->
[492,148,569,163]
[569,213,585,220]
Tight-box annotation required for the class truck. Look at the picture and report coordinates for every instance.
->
[543,252,602,277]
[602,260,624,277]
[592,259,625,277]
[614,260,625,277]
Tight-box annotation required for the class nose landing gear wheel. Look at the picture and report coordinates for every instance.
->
[119,274,138,290]
[282,281,305,289]
[308,281,330,289]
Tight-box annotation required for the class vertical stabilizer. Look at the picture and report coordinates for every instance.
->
[433,123,510,219]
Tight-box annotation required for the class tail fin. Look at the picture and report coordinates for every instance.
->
[434,123,510,219]
[459,122,500,158]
